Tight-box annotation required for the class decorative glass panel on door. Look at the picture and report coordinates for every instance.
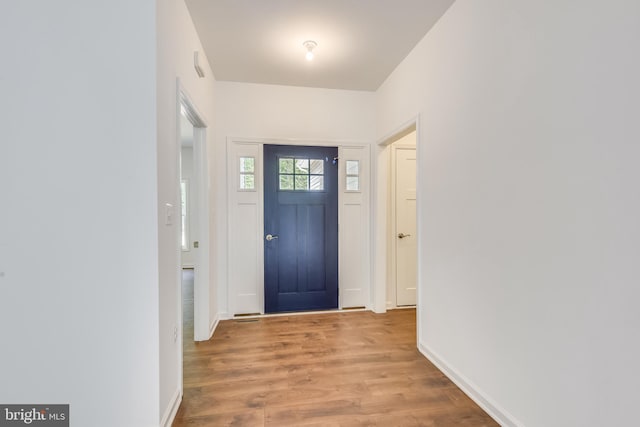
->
[295,159,309,174]
[279,158,294,174]
[310,175,324,191]
[295,175,309,190]
[279,174,294,190]
[278,157,325,192]
[310,159,324,175]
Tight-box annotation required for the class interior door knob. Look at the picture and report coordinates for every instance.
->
[398,233,411,239]
[266,234,279,241]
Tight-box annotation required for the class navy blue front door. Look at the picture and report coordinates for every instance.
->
[264,145,338,313]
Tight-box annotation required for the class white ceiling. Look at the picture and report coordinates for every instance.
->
[185,0,455,91]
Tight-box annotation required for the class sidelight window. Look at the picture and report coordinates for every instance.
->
[345,160,360,191]
[239,156,255,190]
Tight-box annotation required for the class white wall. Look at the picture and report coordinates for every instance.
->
[376,1,640,426]
[0,2,159,426]
[213,82,376,316]
[156,0,217,423]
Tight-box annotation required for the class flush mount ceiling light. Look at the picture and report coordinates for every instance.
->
[303,40,317,61]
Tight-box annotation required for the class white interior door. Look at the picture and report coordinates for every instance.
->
[395,147,417,306]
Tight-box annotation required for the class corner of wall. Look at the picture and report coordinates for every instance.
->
[208,314,220,340]
[160,388,182,427]
[417,340,523,427]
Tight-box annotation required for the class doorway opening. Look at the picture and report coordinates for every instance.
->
[377,122,418,311]
[177,84,210,347]
[178,108,196,376]
[390,130,417,307]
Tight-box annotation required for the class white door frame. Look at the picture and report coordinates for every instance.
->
[390,139,417,308]
[374,115,422,332]
[177,81,210,345]
[226,137,371,316]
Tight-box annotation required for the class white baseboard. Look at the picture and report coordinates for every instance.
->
[160,387,182,427]
[208,315,220,339]
[418,341,523,427]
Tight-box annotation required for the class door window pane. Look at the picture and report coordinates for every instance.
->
[279,174,294,190]
[295,175,309,190]
[310,159,324,175]
[310,175,324,191]
[279,157,325,192]
[295,159,309,174]
[279,158,294,174]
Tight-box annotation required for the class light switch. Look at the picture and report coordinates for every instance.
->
[165,203,174,225]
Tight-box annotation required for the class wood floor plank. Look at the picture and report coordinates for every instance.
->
[174,278,497,426]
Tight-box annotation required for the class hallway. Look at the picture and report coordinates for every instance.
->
[174,280,496,426]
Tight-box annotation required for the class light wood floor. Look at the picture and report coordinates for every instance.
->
[175,272,497,426]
